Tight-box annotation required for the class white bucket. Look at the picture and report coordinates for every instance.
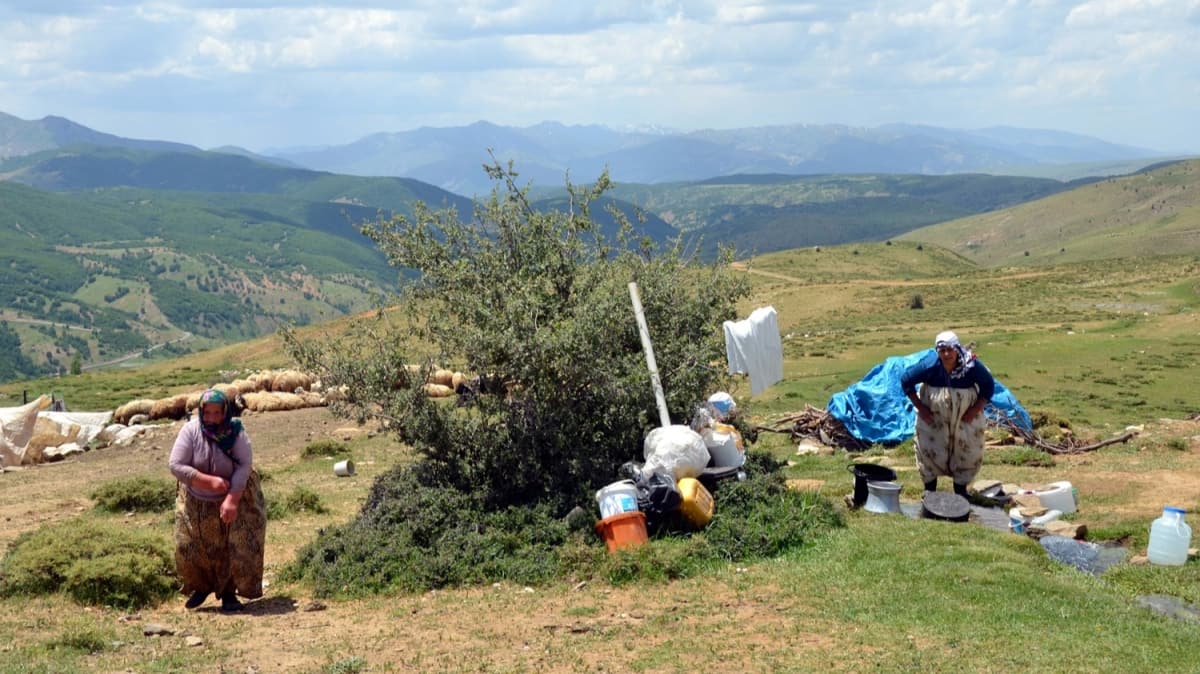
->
[1035,481,1076,514]
[595,480,639,519]
[333,460,355,477]
[703,424,746,468]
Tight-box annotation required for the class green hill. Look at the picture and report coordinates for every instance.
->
[897,159,1200,266]
[0,179,400,379]
[602,172,1079,257]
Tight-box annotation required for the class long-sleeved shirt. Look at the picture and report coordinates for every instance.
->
[168,417,253,502]
[899,348,995,402]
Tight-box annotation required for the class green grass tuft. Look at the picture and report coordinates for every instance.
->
[90,476,176,512]
[0,517,176,609]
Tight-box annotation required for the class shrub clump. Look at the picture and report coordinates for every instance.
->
[267,486,330,519]
[0,518,176,609]
[90,476,176,513]
[301,439,351,459]
[285,453,843,596]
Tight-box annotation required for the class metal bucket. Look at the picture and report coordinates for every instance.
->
[864,480,902,514]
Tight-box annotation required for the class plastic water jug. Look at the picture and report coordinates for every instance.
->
[1147,506,1192,566]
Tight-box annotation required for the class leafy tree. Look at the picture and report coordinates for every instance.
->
[285,162,749,513]
[69,352,82,375]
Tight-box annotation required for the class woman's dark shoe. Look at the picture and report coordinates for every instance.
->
[952,482,969,497]
[923,479,938,492]
[220,592,244,612]
[184,591,209,609]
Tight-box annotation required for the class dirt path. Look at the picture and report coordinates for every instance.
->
[729,262,1060,287]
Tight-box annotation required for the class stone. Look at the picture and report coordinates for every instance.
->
[1031,520,1087,539]
[1136,595,1200,623]
[142,623,174,636]
[185,636,204,647]
[1012,493,1046,516]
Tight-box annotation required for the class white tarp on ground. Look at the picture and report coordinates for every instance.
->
[0,395,52,467]
[1,398,114,467]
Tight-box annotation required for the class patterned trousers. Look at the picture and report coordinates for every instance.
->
[914,386,986,485]
[174,470,266,599]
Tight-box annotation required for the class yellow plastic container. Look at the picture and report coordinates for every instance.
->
[676,477,714,528]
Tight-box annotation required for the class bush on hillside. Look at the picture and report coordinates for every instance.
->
[283,452,843,596]
[0,517,176,609]
[267,486,329,519]
[301,439,351,459]
[90,476,176,513]
[283,162,749,513]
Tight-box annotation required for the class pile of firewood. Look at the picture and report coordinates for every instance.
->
[758,405,1137,455]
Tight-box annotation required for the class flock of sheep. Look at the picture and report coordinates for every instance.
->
[111,366,469,425]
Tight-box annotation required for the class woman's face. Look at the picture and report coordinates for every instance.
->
[201,402,225,426]
[936,345,958,371]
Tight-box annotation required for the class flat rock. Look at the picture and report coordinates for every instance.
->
[185,636,204,647]
[1136,595,1200,623]
[142,623,174,636]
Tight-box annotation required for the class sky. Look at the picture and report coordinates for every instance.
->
[1,1,1198,154]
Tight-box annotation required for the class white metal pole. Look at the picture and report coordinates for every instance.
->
[628,281,672,427]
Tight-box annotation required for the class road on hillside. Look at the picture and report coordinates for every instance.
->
[81,332,194,371]
[0,315,96,332]
[729,263,1059,287]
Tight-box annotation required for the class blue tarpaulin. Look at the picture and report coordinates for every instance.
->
[827,349,1033,445]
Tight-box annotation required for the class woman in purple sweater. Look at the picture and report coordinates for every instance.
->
[900,330,995,497]
[168,389,265,611]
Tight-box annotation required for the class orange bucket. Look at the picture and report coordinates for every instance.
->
[594,511,649,553]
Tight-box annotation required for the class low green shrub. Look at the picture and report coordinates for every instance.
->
[284,451,843,597]
[0,517,176,609]
[986,446,1055,467]
[45,625,115,655]
[267,486,330,519]
[301,439,351,459]
[90,476,176,512]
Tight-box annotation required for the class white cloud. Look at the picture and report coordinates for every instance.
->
[0,1,1195,152]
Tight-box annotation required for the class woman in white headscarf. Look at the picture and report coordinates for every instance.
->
[900,331,995,496]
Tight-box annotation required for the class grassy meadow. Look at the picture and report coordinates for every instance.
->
[2,241,1199,673]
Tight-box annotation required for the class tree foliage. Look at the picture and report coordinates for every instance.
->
[285,162,749,513]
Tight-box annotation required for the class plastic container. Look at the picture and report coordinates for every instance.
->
[333,460,355,477]
[703,423,745,467]
[676,477,715,528]
[595,479,639,519]
[706,392,736,421]
[594,511,649,553]
[1009,506,1063,533]
[1147,506,1192,566]
[1034,481,1077,514]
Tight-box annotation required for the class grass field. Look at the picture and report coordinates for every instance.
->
[1,242,1198,672]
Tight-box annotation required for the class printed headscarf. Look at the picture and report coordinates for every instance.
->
[198,389,244,454]
[934,330,976,380]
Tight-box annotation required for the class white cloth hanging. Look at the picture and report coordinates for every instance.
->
[723,306,783,396]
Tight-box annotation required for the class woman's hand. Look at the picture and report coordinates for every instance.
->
[916,403,935,425]
[220,492,241,524]
[194,473,230,494]
[961,402,985,424]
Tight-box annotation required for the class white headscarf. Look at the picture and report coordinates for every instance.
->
[934,330,975,379]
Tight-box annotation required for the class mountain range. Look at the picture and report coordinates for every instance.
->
[1,110,1196,383]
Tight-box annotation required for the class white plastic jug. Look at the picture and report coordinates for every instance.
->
[595,480,639,519]
[1147,506,1192,566]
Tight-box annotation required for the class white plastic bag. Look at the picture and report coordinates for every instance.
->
[642,425,710,481]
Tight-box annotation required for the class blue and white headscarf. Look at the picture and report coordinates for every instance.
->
[935,330,976,380]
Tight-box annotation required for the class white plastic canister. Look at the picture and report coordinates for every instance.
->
[1147,506,1192,566]
[595,480,639,519]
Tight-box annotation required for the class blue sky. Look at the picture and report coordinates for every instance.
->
[1,1,1197,153]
